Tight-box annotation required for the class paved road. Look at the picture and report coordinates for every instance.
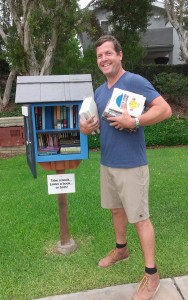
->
[36,275,188,300]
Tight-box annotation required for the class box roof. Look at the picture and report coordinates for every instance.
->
[15,74,94,103]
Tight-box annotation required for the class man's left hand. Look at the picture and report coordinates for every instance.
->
[107,104,136,130]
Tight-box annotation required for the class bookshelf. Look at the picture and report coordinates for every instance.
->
[15,74,93,177]
[33,102,88,161]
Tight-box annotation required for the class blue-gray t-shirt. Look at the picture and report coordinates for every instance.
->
[94,71,160,168]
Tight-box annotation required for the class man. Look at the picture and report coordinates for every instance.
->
[80,35,172,300]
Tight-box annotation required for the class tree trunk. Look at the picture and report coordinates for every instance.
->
[0,69,17,111]
[40,28,59,75]
[165,0,188,63]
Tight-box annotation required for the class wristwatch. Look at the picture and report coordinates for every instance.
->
[135,117,140,128]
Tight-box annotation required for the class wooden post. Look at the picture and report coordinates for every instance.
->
[39,161,81,254]
[56,170,70,245]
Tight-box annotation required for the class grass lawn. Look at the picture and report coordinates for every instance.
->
[0,147,188,300]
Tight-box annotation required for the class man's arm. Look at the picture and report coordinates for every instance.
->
[107,96,172,130]
[138,96,172,126]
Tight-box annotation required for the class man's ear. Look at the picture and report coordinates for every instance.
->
[119,51,123,60]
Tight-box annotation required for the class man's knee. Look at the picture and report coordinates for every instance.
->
[111,207,126,217]
[134,218,151,231]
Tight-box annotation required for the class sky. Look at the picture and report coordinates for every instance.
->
[79,0,91,8]
[79,0,164,8]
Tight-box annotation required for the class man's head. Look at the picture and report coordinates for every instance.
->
[95,35,122,54]
[95,35,123,81]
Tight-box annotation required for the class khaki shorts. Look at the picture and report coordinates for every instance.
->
[100,165,150,224]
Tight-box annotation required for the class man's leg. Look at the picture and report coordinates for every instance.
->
[98,208,129,268]
[134,218,155,267]
[112,207,128,244]
[133,218,160,300]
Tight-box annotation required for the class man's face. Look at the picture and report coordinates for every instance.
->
[96,41,123,78]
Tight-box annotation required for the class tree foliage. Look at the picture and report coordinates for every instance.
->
[92,0,154,65]
[0,0,101,110]
[164,0,188,63]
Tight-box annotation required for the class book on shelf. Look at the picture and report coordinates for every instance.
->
[73,105,79,128]
[60,139,80,147]
[60,146,81,154]
[35,105,80,130]
[53,107,57,128]
[34,107,39,129]
[102,88,146,122]
[56,106,61,121]
[42,107,45,129]
[37,132,80,149]
[61,106,67,128]
[35,107,42,130]
[79,96,100,134]
[38,146,60,155]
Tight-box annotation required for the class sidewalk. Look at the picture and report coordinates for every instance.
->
[36,275,188,300]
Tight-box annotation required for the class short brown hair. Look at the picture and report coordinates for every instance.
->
[95,35,122,54]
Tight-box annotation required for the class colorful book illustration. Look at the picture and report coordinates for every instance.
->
[79,96,100,134]
[102,88,146,121]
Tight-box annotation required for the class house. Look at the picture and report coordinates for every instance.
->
[80,0,184,65]
[141,0,183,64]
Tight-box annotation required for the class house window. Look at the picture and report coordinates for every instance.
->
[100,20,109,33]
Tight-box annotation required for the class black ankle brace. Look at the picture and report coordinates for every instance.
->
[116,242,127,249]
[145,266,157,275]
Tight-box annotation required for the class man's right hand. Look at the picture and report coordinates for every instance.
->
[80,116,99,135]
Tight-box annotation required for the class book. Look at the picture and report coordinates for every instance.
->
[60,146,81,154]
[79,96,100,134]
[56,106,61,121]
[69,106,73,128]
[73,105,78,128]
[38,146,60,155]
[102,88,146,122]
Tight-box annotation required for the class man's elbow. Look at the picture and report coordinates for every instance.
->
[165,105,173,119]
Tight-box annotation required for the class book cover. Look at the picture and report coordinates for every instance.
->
[69,106,73,128]
[102,88,146,121]
[60,146,81,154]
[73,105,77,128]
[79,96,99,120]
[79,96,100,134]
[53,107,57,129]
[56,106,61,121]
[42,107,45,130]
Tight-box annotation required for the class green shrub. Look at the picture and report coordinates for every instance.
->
[145,115,188,146]
[88,116,188,148]
[89,133,100,149]
[127,64,188,84]
[0,104,22,117]
[153,72,188,104]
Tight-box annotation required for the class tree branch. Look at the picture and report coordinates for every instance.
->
[6,0,24,45]
[2,69,17,108]
[0,24,7,43]
[165,0,188,63]
[40,27,59,75]
[22,0,32,29]
[85,0,96,9]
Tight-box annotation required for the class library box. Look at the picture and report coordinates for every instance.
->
[15,74,94,178]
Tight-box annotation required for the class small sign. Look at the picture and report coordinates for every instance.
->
[47,174,75,195]
[22,106,29,116]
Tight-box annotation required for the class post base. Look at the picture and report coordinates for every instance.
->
[56,239,77,255]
